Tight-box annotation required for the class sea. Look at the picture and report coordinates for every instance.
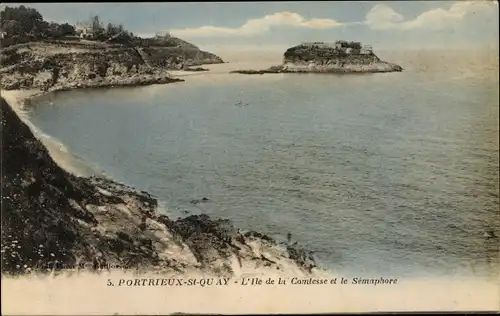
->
[25,48,499,281]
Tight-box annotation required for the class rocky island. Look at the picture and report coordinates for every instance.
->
[231,40,403,75]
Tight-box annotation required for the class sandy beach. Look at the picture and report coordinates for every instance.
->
[1,89,43,111]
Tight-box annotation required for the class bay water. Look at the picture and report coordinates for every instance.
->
[27,49,499,280]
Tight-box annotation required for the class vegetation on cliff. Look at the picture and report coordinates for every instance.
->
[0,5,75,46]
[0,6,135,46]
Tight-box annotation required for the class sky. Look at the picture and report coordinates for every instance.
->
[4,1,499,52]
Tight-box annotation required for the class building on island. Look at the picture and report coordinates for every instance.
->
[335,40,347,49]
[300,40,369,55]
[335,40,362,49]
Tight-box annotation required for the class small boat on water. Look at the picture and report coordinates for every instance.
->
[234,100,249,107]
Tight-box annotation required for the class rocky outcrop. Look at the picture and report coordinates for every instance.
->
[183,67,210,72]
[0,39,223,91]
[231,42,402,75]
[230,70,267,75]
[131,35,223,68]
[138,46,223,70]
[0,97,320,276]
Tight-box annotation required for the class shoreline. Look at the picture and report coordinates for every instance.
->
[1,77,328,278]
[0,72,185,112]
[0,65,223,179]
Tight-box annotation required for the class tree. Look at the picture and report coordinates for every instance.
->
[348,41,362,49]
[106,22,117,37]
[1,5,138,46]
[59,23,75,36]
[1,5,45,35]
[103,21,133,43]
[90,15,104,37]
[47,22,62,38]
[1,20,23,36]
[91,15,100,32]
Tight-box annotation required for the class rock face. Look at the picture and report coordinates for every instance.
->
[0,39,223,91]
[138,46,222,70]
[0,97,319,276]
[132,36,223,69]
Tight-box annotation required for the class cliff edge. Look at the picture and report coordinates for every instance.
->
[0,97,319,277]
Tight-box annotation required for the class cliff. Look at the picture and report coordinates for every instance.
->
[0,96,319,277]
[133,36,223,69]
[231,41,402,75]
[0,39,223,91]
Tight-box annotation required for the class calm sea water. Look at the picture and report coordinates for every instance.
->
[28,49,499,279]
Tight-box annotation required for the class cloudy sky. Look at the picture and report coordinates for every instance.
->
[7,1,499,52]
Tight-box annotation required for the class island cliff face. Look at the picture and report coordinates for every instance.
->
[0,97,319,277]
[0,38,224,91]
[231,41,402,75]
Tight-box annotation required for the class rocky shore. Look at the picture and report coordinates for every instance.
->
[0,95,322,277]
[231,42,403,75]
[0,39,223,92]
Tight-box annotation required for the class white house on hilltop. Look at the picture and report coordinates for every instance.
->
[74,22,95,39]
[154,31,171,39]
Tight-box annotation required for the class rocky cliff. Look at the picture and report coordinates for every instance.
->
[0,39,223,91]
[135,36,223,70]
[136,46,221,70]
[0,96,319,277]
